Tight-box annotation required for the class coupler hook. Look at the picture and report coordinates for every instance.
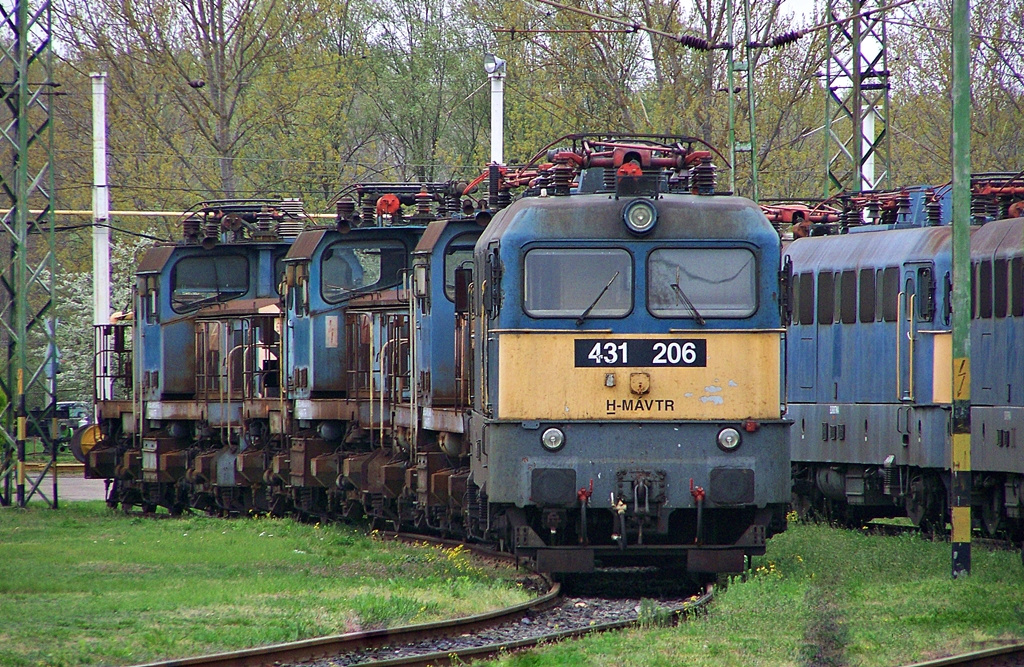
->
[690,478,706,544]
[578,479,593,544]
[610,492,627,549]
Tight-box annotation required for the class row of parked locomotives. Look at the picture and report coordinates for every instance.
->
[785,173,1024,543]
[78,134,792,576]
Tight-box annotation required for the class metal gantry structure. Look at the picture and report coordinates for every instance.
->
[823,0,893,198]
[0,0,59,508]
[725,0,759,200]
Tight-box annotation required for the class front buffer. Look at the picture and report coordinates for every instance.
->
[473,419,790,574]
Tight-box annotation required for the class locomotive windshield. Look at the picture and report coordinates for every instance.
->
[648,248,757,318]
[171,254,249,312]
[321,240,407,303]
[444,234,477,301]
[523,248,632,318]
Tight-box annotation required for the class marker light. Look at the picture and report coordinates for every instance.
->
[541,427,566,452]
[623,199,658,235]
[717,427,741,452]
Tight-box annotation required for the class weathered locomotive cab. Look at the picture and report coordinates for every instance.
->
[465,136,790,574]
[280,183,466,518]
[80,199,304,513]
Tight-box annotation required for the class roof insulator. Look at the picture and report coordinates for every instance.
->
[676,34,710,51]
[751,30,805,48]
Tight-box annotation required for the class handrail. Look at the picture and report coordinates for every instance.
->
[896,290,904,400]
[908,293,916,402]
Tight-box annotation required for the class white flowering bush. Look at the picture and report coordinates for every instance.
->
[54,233,154,401]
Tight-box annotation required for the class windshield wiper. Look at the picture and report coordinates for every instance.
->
[576,271,620,326]
[670,282,706,325]
[175,288,234,312]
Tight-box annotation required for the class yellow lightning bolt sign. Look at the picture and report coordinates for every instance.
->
[953,357,970,401]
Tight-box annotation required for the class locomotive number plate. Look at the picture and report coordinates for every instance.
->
[573,339,707,367]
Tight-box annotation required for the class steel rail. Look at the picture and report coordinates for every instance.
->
[901,642,1024,667]
[128,582,561,667]
[343,588,715,667]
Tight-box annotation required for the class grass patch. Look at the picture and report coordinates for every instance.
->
[477,521,1024,667]
[0,503,532,666]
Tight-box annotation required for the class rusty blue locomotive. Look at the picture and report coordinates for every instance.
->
[79,135,792,576]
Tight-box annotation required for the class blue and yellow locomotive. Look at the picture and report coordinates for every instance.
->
[459,136,790,573]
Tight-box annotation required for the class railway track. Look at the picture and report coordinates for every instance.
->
[902,642,1024,667]
[128,578,710,667]
[127,533,711,667]
[130,581,561,667]
[862,522,1024,560]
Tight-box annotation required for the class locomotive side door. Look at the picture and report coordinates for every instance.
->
[898,262,936,404]
[898,267,916,403]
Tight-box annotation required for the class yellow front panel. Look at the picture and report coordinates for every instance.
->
[497,332,781,421]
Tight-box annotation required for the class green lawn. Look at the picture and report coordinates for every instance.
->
[0,503,532,666]
[4,506,1021,667]
[480,521,1024,667]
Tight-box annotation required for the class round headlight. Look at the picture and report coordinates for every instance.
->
[717,427,741,452]
[541,427,565,452]
[622,199,658,235]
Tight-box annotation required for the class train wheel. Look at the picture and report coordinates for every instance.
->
[906,473,943,534]
[790,490,814,521]
[980,486,1003,538]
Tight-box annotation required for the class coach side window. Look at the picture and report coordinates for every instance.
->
[840,270,857,324]
[978,260,993,319]
[798,273,814,325]
[916,266,935,322]
[817,272,834,324]
[880,266,899,321]
[994,258,1008,318]
[1012,257,1024,317]
[859,269,875,322]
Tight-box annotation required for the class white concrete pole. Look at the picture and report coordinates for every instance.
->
[91,72,110,327]
[489,73,504,165]
[485,54,506,165]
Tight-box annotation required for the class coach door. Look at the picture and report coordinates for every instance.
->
[898,262,936,403]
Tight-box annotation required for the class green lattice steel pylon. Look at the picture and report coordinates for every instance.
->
[0,0,58,508]
[823,0,892,198]
[725,0,761,201]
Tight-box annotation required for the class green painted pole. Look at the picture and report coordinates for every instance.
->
[726,0,736,196]
[950,0,971,578]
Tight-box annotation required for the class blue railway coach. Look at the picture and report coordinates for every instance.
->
[786,213,1024,542]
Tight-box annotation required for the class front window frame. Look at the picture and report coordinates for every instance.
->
[523,246,634,319]
[320,239,408,304]
[444,234,478,302]
[647,246,759,319]
[170,253,250,313]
